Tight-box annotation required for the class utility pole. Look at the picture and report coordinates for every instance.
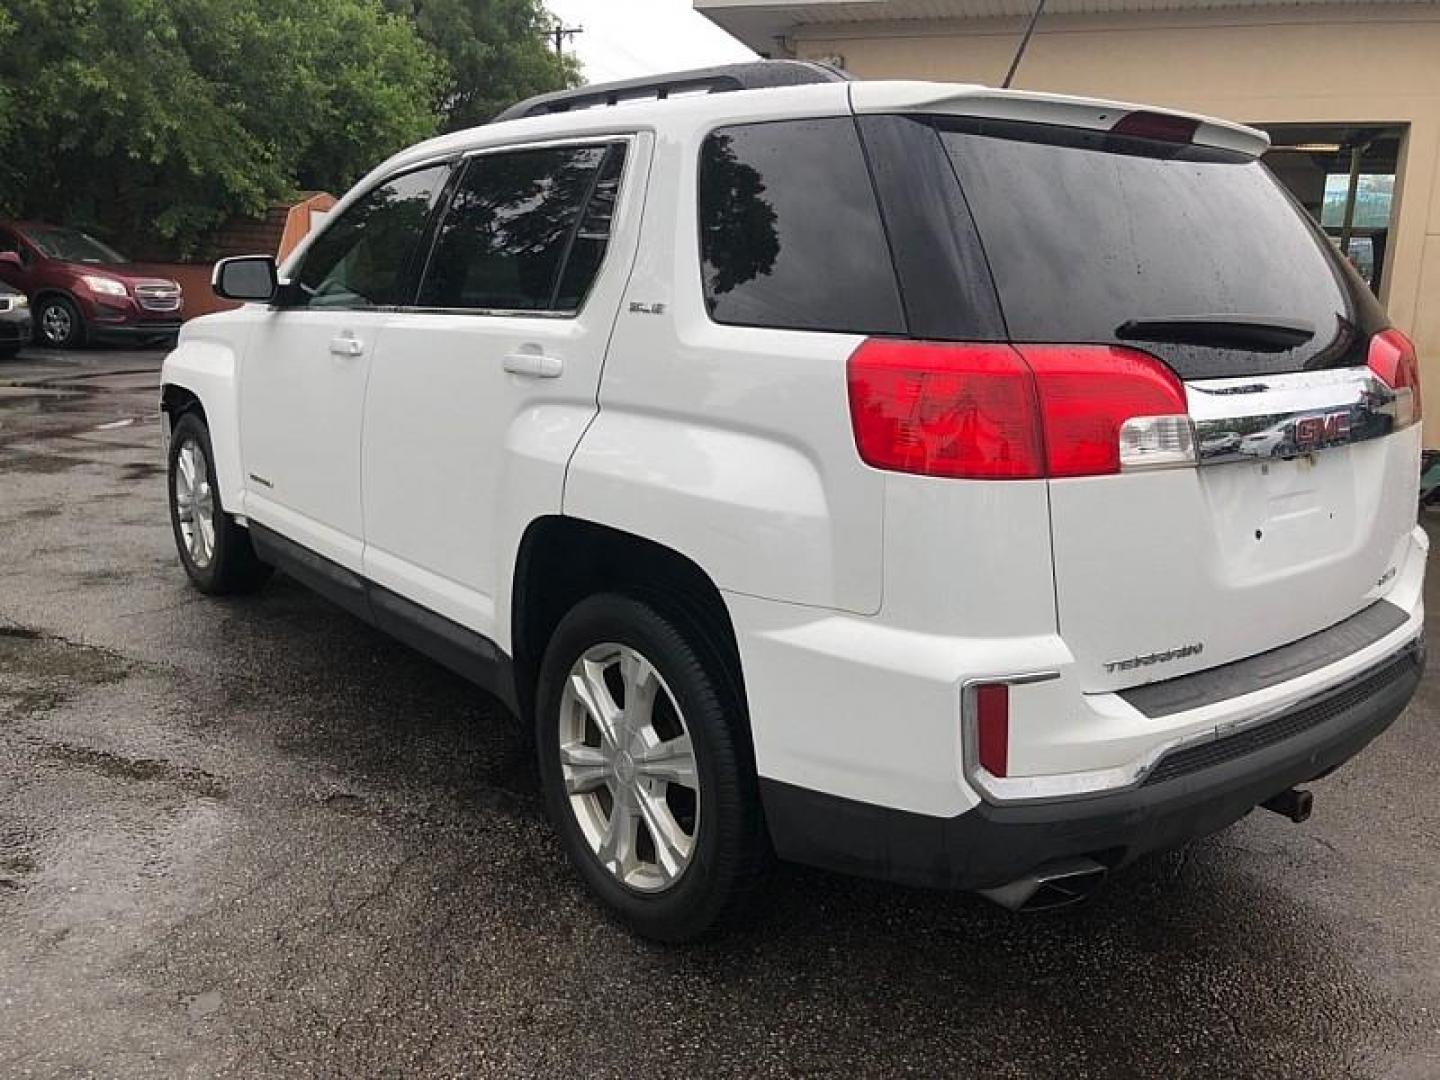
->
[550,20,583,57]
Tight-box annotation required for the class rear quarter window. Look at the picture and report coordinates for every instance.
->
[698,117,904,335]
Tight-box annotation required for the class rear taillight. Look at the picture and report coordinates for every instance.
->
[847,340,1192,480]
[846,340,1044,479]
[1018,345,1194,477]
[1368,328,1422,429]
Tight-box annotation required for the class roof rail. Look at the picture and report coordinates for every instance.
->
[492,60,852,124]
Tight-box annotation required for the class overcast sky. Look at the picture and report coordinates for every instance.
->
[544,0,755,84]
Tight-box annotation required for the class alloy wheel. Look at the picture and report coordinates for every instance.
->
[173,437,216,569]
[40,302,72,346]
[558,643,700,892]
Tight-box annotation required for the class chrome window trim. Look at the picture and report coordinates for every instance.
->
[963,632,1422,805]
[393,305,577,320]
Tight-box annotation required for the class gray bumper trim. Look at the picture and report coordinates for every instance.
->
[1118,600,1408,719]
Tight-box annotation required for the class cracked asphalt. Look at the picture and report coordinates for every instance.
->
[2,347,1439,1078]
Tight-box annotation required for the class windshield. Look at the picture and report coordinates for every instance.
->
[24,226,128,265]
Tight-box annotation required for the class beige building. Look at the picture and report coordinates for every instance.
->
[696,0,1440,446]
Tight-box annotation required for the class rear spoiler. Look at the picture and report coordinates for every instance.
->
[850,82,1269,159]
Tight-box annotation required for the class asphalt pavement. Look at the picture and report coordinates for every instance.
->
[2,346,1438,1078]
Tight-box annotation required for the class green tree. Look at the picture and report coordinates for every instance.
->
[0,0,444,257]
[385,0,580,133]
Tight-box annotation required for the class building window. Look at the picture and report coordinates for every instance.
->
[1259,124,1405,297]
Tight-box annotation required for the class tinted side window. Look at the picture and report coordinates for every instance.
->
[418,144,619,313]
[698,118,904,335]
[294,165,450,309]
[554,146,626,311]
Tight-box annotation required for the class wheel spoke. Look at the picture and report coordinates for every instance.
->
[620,650,659,728]
[570,660,623,749]
[196,511,215,559]
[636,787,692,881]
[559,742,608,794]
[596,798,638,876]
[635,734,697,789]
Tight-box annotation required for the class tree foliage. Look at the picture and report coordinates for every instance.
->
[385,0,580,133]
[0,0,573,257]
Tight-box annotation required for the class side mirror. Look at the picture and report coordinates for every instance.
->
[0,251,21,269]
[213,255,279,302]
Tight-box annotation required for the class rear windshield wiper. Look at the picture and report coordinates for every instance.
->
[1115,314,1315,352]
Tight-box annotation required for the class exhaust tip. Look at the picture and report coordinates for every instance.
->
[1262,787,1314,824]
[979,857,1109,913]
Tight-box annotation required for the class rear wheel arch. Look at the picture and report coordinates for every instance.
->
[510,516,750,740]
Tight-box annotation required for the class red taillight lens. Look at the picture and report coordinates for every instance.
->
[975,683,1009,778]
[847,340,1190,480]
[1368,328,1422,428]
[846,340,1044,479]
[1019,345,1190,477]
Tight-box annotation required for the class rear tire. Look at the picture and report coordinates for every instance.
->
[536,593,768,942]
[167,411,271,595]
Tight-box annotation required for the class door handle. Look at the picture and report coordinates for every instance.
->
[503,351,563,378]
[329,334,364,358]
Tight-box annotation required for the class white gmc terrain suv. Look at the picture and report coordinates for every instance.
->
[162,61,1427,941]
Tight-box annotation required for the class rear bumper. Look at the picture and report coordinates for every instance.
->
[761,637,1423,891]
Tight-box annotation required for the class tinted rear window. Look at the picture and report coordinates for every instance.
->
[699,118,904,335]
[939,121,1380,379]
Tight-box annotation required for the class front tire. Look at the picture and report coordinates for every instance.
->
[536,594,768,942]
[35,296,85,349]
[167,411,271,595]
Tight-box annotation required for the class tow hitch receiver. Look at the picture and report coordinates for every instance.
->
[1262,788,1314,823]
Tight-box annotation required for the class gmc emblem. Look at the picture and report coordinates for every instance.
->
[1293,410,1351,449]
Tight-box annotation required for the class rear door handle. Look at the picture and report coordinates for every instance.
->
[329,334,364,358]
[503,352,563,378]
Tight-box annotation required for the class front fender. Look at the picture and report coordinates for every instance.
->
[161,314,253,515]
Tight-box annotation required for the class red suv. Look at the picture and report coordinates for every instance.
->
[0,222,183,349]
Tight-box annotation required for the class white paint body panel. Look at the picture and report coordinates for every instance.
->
[160,313,252,512]
[359,134,653,649]
[163,75,1424,825]
[238,309,382,571]
[849,81,1269,157]
[564,97,884,613]
[1052,424,1423,692]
